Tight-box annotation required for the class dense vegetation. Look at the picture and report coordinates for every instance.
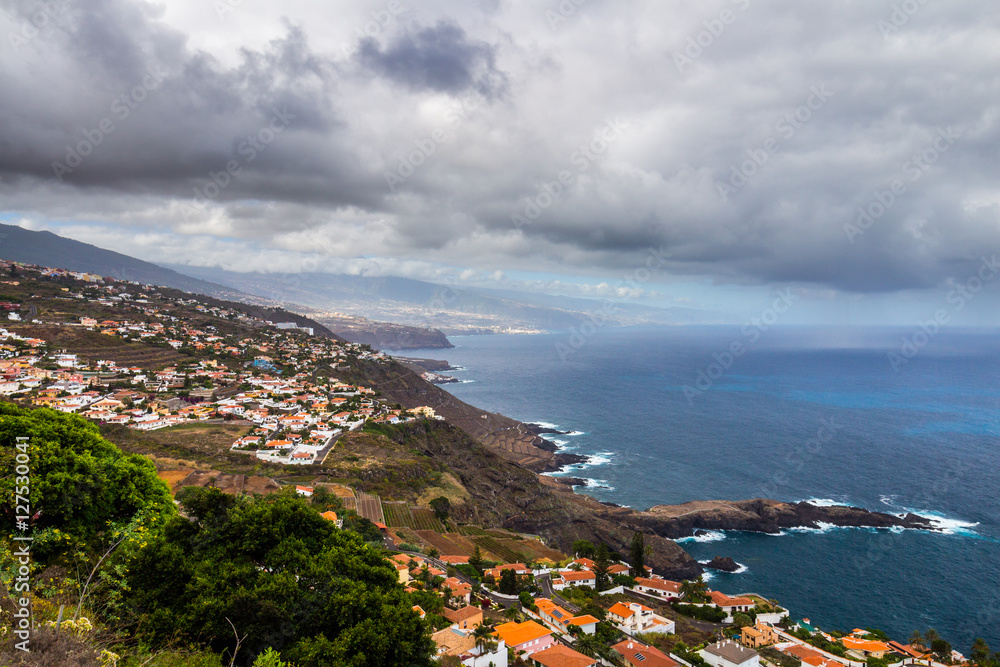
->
[128,488,433,666]
[0,403,435,665]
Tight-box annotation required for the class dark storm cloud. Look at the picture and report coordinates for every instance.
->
[357,21,505,95]
[0,0,382,210]
[1,0,999,300]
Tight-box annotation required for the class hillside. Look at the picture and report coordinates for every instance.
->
[0,223,248,299]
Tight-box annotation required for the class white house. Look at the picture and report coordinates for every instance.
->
[633,577,682,600]
[607,601,675,635]
[700,641,760,667]
[552,570,596,590]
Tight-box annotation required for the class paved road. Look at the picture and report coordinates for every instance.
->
[536,573,581,613]
[397,550,517,609]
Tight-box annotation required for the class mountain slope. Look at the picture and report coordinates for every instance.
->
[0,223,245,299]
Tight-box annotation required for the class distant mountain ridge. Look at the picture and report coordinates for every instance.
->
[0,222,712,338]
[165,265,712,333]
[0,223,244,299]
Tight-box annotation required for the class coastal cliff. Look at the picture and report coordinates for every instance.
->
[335,358,940,579]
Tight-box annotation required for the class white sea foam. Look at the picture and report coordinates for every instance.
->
[878,496,980,536]
[530,421,563,430]
[580,478,615,491]
[676,530,727,544]
[788,522,838,535]
[802,498,847,507]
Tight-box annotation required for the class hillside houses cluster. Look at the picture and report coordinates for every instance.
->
[0,263,436,456]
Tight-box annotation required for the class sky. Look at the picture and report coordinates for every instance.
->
[1,0,999,323]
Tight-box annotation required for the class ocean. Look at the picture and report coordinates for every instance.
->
[402,326,1000,651]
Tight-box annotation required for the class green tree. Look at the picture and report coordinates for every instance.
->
[254,648,289,667]
[732,612,753,628]
[969,639,1000,667]
[429,496,451,522]
[572,540,596,559]
[473,624,498,654]
[630,531,646,578]
[0,403,175,563]
[124,489,434,667]
[469,546,484,575]
[931,639,953,662]
[498,568,518,595]
[680,577,708,602]
[593,543,611,592]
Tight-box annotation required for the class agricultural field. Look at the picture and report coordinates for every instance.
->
[355,491,385,524]
[383,501,415,528]
[413,531,473,558]
[382,502,446,532]
[471,535,530,564]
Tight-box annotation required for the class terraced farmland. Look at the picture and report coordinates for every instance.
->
[471,535,530,564]
[382,503,446,532]
[414,531,472,557]
[355,491,385,524]
[410,509,445,532]
[382,502,415,528]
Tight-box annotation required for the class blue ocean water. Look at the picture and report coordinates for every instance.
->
[403,326,1000,650]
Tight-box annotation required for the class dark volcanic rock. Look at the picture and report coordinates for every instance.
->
[636,498,941,539]
[704,557,740,572]
[549,476,589,488]
[525,423,570,436]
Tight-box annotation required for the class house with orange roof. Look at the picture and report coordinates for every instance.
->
[485,563,532,580]
[530,643,598,667]
[494,620,554,657]
[608,601,675,635]
[442,577,472,605]
[612,640,680,667]
[708,591,755,618]
[320,511,343,528]
[840,636,891,659]
[443,606,483,631]
[634,577,682,599]
[741,621,779,648]
[780,643,841,667]
[553,569,596,590]
[439,555,470,565]
[535,598,578,634]
[567,615,600,635]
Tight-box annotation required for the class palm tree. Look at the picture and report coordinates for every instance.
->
[910,631,925,650]
[503,606,521,622]
[681,576,708,601]
[473,624,498,654]
[575,633,602,658]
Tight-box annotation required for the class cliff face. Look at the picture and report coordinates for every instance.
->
[372,420,704,579]
[339,361,939,581]
[319,318,454,350]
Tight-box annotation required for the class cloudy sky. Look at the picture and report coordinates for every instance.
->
[1,0,999,323]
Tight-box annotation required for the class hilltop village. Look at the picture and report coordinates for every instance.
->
[0,261,990,667]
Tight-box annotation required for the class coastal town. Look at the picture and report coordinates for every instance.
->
[378,545,965,667]
[0,260,989,667]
